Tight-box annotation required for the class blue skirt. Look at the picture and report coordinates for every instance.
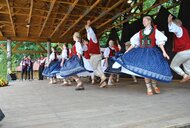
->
[42,60,59,77]
[115,47,173,82]
[105,56,122,74]
[59,55,92,77]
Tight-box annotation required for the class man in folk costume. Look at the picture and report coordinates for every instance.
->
[168,14,190,82]
[85,20,107,88]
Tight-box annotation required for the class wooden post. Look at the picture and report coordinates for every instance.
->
[7,39,12,74]
[47,40,51,61]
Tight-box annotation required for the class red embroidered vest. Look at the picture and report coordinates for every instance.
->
[173,26,190,52]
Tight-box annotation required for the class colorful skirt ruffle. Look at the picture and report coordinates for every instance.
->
[42,60,60,77]
[59,55,93,78]
[114,47,173,82]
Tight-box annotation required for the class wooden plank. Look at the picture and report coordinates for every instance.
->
[12,50,47,54]
[5,0,16,36]
[59,0,101,39]
[36,43,47,52]
[12,42,22,51]
[50,0,79,38]
[79,0,125,33]
[27,0,34,37]
[38,0,57,37]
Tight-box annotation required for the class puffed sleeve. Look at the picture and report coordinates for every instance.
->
[168,22,183,38]
[75,41,83,55]
[61,49,67,59]
[130,32,140,47]
[103,47,110,58]
[82,45,88,51]
[86,27,98,43]
[155,29,168,46]
[49,53,55,61]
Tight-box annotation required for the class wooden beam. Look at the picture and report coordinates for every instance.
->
[98,0,169,36]
[39,0,57,37]
[12,42,22,51]
[12,50,47,54]
[5,0,16,36]
[59,0,101,39]
[57,0,109,10]
[96,1,144,30]
[27,0,34,37]
[50,0,79,38]
[0,31,3,36]
[79,0,125,33]
[36,43,47,52]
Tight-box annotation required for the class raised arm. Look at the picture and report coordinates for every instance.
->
[85,20,97,43]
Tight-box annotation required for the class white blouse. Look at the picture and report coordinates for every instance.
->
[86,26,98,43]
[49,52,56,61]
[61,49,67,59]
[75,41,83,55]
[130,27,168,47]
[168,22,183,38]
[104,47,115,58]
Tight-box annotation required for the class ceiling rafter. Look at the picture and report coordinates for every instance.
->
[5,0,16,36]
[27,0,34,37]
[59,0,101,39]
[79,0,125,33]
[96,0,144,30]
[50,0,79,38]
[38,0,56,37]
[98,0,169,36]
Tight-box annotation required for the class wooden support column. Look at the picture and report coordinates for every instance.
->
[7,39,12,74]
[47,40,51,61]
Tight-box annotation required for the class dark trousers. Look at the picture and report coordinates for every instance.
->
[21,67,27,80]
[27,67,33,80]
[38,66,44,80]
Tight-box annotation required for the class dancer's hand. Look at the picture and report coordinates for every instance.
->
[78,54,81,59]
[168,14,173,24]
[163,52,170,60]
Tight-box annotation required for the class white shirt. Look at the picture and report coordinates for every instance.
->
[168,22,183,38]
[39,58,46,65]
[82,45,88,52]
[86,26,97,43]
[49,52,56,61]
[75,41,83,55]
[104,47,115,58]
[61,48,67,59]
[130,27,168,47]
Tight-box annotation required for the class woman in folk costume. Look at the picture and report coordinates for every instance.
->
[111,40,122,83]
[42,47,59,84]
[85,20,107,88]
[54,43,72,86]
[168,14,190,82]
[103,40,120,85]
[82,39,95,84]
[114,16,173,96]
[59,32,93,90]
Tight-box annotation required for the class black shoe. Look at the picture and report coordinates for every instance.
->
[75,86,85,91]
